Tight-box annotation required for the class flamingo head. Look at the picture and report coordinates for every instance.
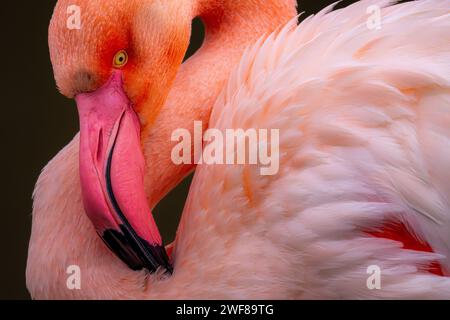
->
[48,0,192,274]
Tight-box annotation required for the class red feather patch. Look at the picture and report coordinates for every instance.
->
[367,221,444,276]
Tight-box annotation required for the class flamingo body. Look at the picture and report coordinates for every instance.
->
[27,0,450,299]
[174,0,450,298]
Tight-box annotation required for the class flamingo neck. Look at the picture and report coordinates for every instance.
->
[142,0,297,297]
[143,0,297,207]
[27,0,297,299]
[195,0,297,31]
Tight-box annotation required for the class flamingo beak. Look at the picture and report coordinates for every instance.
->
[75,71,172,274]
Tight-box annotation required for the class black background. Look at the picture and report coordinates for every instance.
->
[0,0,361,299]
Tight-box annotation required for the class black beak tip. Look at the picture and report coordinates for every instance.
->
[150,244,173,275]
[100,227,173,274]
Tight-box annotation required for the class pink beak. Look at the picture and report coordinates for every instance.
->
[75,71,172,273]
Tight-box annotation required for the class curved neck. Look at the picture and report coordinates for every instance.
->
[143,0,297,207]
[28,0,297,299]
[195,0,297,32]
[142,0,297,298]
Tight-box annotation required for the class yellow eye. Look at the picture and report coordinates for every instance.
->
[113,50,128,68]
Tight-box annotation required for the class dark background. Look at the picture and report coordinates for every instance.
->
[0,0,359,299]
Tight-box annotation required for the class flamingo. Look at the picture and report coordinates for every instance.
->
[26,0,450,299]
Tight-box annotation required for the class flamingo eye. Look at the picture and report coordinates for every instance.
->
[113,50,128,68]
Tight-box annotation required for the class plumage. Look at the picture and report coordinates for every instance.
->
[27,0,450,299]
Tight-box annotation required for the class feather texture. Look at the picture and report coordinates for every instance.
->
[173,0,450,298]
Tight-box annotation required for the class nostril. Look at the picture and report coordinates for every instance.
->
[97,128,104,163]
